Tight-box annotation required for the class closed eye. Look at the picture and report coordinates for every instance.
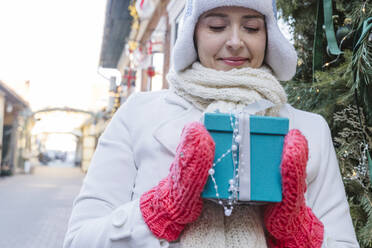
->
[209,26,226,32]
[244,27,259,32]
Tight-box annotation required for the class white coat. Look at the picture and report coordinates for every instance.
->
[63,90,359,248]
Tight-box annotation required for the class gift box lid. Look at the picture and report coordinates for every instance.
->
[203,113,289,135]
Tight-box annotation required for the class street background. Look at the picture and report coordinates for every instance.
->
[0,165,84,248]
[0,0,371,247]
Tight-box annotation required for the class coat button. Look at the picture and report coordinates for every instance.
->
[160,240,169,248]
[112,209,127,228]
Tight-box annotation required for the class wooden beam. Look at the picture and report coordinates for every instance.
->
[162,13,171,89]
[140,0,170,44]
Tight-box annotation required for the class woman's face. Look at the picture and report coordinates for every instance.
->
[195,7,267,71]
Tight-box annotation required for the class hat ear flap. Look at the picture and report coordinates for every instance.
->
[184,0,194,19]
[272,0,277,19]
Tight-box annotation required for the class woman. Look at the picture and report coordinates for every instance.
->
[63,0,359,247]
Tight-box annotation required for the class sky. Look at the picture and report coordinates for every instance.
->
[0,0,112,112]
[0,0,119,151]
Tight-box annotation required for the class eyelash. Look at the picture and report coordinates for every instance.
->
[209,26,259,32]
[245,27,259,32]
[209,26,225,32]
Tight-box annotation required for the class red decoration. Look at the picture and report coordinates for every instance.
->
[147,41,153,55]
[147,66,155,77]
[140,0,145,9]
[123,69,136,88]
[147,40,162,55]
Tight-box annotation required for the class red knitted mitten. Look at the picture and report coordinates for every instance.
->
[264,129,324,248]
[140,122,215,241]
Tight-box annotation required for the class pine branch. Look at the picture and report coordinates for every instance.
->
[359,192,372,247]
[351,1,372,125]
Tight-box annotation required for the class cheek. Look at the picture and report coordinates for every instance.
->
[196,31,224,62]
[256,40,267,58]
[249,35,267,61]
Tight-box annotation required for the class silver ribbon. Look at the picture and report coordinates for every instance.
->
[238,99,275,201]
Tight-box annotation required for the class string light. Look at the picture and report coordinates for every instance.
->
[323,62,331,68]
[322,18,355,68]
[128,41,138,51]
[128,2,140,31]
[128,3,139,19]
[132,21,140,30]
[362,1,366,14]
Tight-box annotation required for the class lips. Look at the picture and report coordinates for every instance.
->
[221,57,249,67]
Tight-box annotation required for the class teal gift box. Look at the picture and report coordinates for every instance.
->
[202,113,289,203]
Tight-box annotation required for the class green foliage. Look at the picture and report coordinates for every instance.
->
[283,51,353,125]
[277,0,318,82]
[359,193,372,247]
[276,0,364,82]
[279,0,372,246]
[351,3,372,125]
[333,104,372,246]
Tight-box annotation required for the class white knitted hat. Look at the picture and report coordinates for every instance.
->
[172,0,297,81]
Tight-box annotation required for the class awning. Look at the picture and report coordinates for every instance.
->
[0,81,29,109]
[99,0,133,69]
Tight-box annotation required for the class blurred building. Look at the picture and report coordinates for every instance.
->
[0,81,32,176]
[76,113,110,173]
[99,0,185,99]
[74,0,132,172]
[77,0,186,172]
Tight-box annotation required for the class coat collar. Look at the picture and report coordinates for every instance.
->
[163,90,192,110]
[153,91,202,156]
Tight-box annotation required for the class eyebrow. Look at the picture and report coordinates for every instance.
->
[203,13,265,20]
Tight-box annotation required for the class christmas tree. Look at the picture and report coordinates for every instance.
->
[277,0,372,246]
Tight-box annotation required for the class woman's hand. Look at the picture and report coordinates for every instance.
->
[140,122,215,241]
[264,129,324,248]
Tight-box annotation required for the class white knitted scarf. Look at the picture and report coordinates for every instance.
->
[167,62,288,248]
[167,62,287,115]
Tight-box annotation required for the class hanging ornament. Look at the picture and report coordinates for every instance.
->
[336,25,350,41]
[130,70,136,87]
[336,18,353,49]
[147,66,155,77]
[313,0,343,80]
[123,68,137,89]
[122,69,129,87]
[133,46,144,66]
[132,45,151,69]
[147,40,153,55]
[135,0,155,20]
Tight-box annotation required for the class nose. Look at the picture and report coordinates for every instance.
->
[226,26,244,50]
